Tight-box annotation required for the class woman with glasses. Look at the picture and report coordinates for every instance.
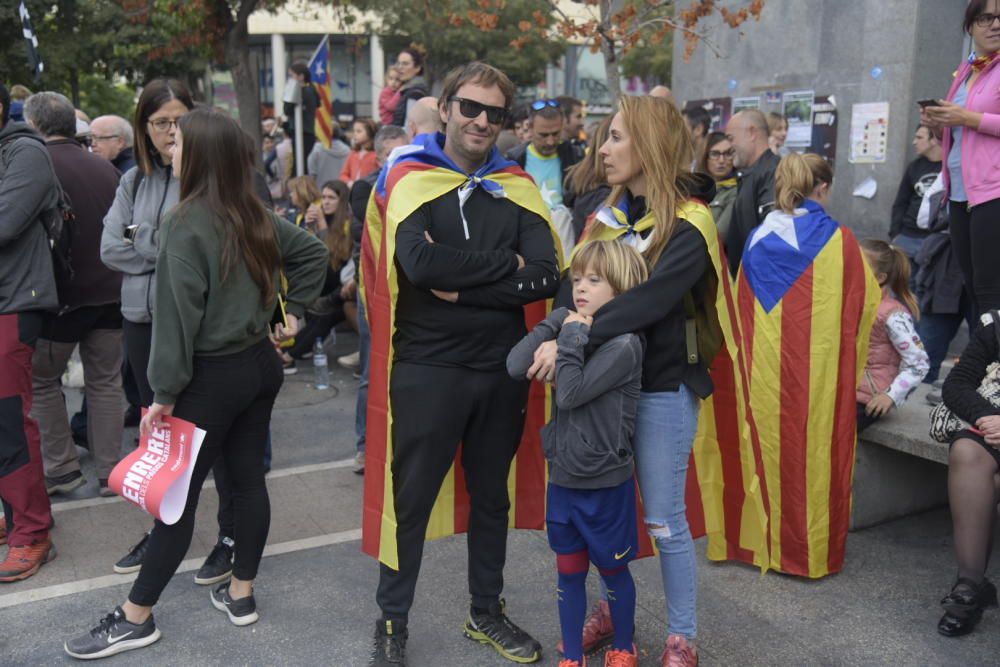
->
[99,79,243,591]
[391,47,429,127]
[699,132,738,241]
[922,0,1000,317]
[68,107,328,660]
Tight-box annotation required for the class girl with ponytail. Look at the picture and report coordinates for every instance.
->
[856,239,930,431]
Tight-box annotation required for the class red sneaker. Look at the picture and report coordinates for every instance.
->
[605,644,638,667]
[557,600,614,655]
[661,635,698,667]
[0,539,56,582]
[0,517,6,546]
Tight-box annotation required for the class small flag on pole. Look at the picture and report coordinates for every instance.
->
[19,1,44,82]
[308,36,335,149]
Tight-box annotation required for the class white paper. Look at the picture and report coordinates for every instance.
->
[849,102,890,164]
[158,427,206,525]
[853,177,878,199]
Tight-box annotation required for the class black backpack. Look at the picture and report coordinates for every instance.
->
[0,135,76,310]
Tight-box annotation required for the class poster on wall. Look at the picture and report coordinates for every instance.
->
[849,102,890,163]
[782,90,815,147]
[809,95,838,169]
[732,96,761,113]
[683,97,733,132]
[762,91,783,112]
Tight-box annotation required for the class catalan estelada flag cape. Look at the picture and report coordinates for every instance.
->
[580,195,772,571]
[360,133,563,569]
[738,199,880,577]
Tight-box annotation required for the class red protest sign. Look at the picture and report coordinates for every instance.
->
[108,414,206,525]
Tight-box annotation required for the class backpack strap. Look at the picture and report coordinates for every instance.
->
[131,169,144,202]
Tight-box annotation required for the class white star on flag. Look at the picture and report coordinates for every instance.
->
[747,209,804,251]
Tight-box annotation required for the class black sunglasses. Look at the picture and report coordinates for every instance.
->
[448,96,510,125]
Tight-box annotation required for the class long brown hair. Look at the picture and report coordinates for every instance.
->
[565,115,612,195]
[320,180,352,268]
[860,239,919,319]
[175,108,279,304]
[605,95,692,266]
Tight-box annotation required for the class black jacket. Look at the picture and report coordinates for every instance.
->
[350,169,379,270]
[506,140,584,209]
[915,197,965,316]
[111,147,136,175]
[391,76,429,127]
[393,185,560,370]
[942,313,1000,424]
[555,175,718,397]
[725,149,781,275]
[890,156,941,239]
[571,185,611,239]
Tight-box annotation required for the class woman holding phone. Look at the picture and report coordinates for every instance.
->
[66,108,328,660]
[921,0,1000,317]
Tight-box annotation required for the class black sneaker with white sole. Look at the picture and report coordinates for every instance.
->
[195,537,234,585]
[64,606,161,660]
[211,583,259,626]
[113,531,150,574]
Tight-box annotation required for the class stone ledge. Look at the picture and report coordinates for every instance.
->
[859,382,949,464]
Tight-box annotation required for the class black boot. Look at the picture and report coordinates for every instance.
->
[370,619,407,666]
[937,577,998,637]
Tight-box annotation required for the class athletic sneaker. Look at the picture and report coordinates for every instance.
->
[195,537,234,585]
[0,539,56,582]
[114,531,150,574]
[661,635,698,667]
[283,359,297,375]
[210,582,259,626]
[338,350,361,371]
[0,516,6,546]
[370,619,407,666]
[557,599,614,655]
[46,470,85,496]
[64,606,161,659]
[354,451,365,475]
[97,479,116,498]
[605,645,638,667]
[463,599,541,663]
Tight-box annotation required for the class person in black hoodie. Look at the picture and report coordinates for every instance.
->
[891,124,943,274]
[0,82,59,582]
[525,95,719,665]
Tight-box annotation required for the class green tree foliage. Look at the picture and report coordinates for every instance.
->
[340,0,566,87]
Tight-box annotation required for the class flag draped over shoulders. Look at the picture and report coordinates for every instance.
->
[579,196,772,570]
[359,132,563,569]
[738,199,879,577]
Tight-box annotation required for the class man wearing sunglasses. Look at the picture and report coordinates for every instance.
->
[365,62,559,667]
[506,100,584,252]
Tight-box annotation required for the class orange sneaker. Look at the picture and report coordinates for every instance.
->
[605,644,638,666]
[557,599,614,655]
[560,658,587,667]
[0,539,56,582]
[661,635,698,667]
[0,516,6,546]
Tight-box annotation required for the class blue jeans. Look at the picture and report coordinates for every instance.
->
[602,386,700,639]
[917,291,974,384]
[355,296,370,454]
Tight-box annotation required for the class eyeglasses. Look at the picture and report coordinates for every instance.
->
[709,148,735,160]
[974,12,1000,28]
[148,118,181,132]
[448,96,509,125]
[91,134,119,143]
[531,99,560,111]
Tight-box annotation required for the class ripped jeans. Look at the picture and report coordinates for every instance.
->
[633,386,700,639]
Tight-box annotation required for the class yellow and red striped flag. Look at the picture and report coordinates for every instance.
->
[308,36,335,148]
[359,133,563,569]
[737,200,880,577]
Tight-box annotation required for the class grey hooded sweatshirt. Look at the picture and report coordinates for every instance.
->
[507,307,643,490]
[0,122,59,314]
[100,161,178,323]
[307,139,351,186]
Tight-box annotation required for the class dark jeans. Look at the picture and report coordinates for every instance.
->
[123,319,235,540]
[376,362,529,621]
[128,338,282,606]
[918,289,975,384]
[950,197,1000,318]
[355,296,369,454]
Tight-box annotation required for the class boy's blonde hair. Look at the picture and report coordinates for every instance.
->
[570,240,648,295]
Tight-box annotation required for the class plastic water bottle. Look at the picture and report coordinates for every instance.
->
[313,338,330,390]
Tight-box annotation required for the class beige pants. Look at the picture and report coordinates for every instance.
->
[32,330,124,481]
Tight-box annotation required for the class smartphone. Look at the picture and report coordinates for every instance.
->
[917,99,942,108]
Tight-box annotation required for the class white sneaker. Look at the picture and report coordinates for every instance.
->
[353,451,365,475]
[338,350,361,371]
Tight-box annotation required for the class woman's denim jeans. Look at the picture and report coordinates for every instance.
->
[634,386,701,639]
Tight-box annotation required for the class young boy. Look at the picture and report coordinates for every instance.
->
[507,240,647,667]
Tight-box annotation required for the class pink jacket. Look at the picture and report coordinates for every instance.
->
[857,298,908,405]
[379,86,401,126]
[941,56,1000,207]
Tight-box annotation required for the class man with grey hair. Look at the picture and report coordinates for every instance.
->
[90,115,135,173]
[344,124,411,474]
[23,92,126,499]
[724,109,781,274]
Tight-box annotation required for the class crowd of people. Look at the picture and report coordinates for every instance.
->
[0,1,998,664]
